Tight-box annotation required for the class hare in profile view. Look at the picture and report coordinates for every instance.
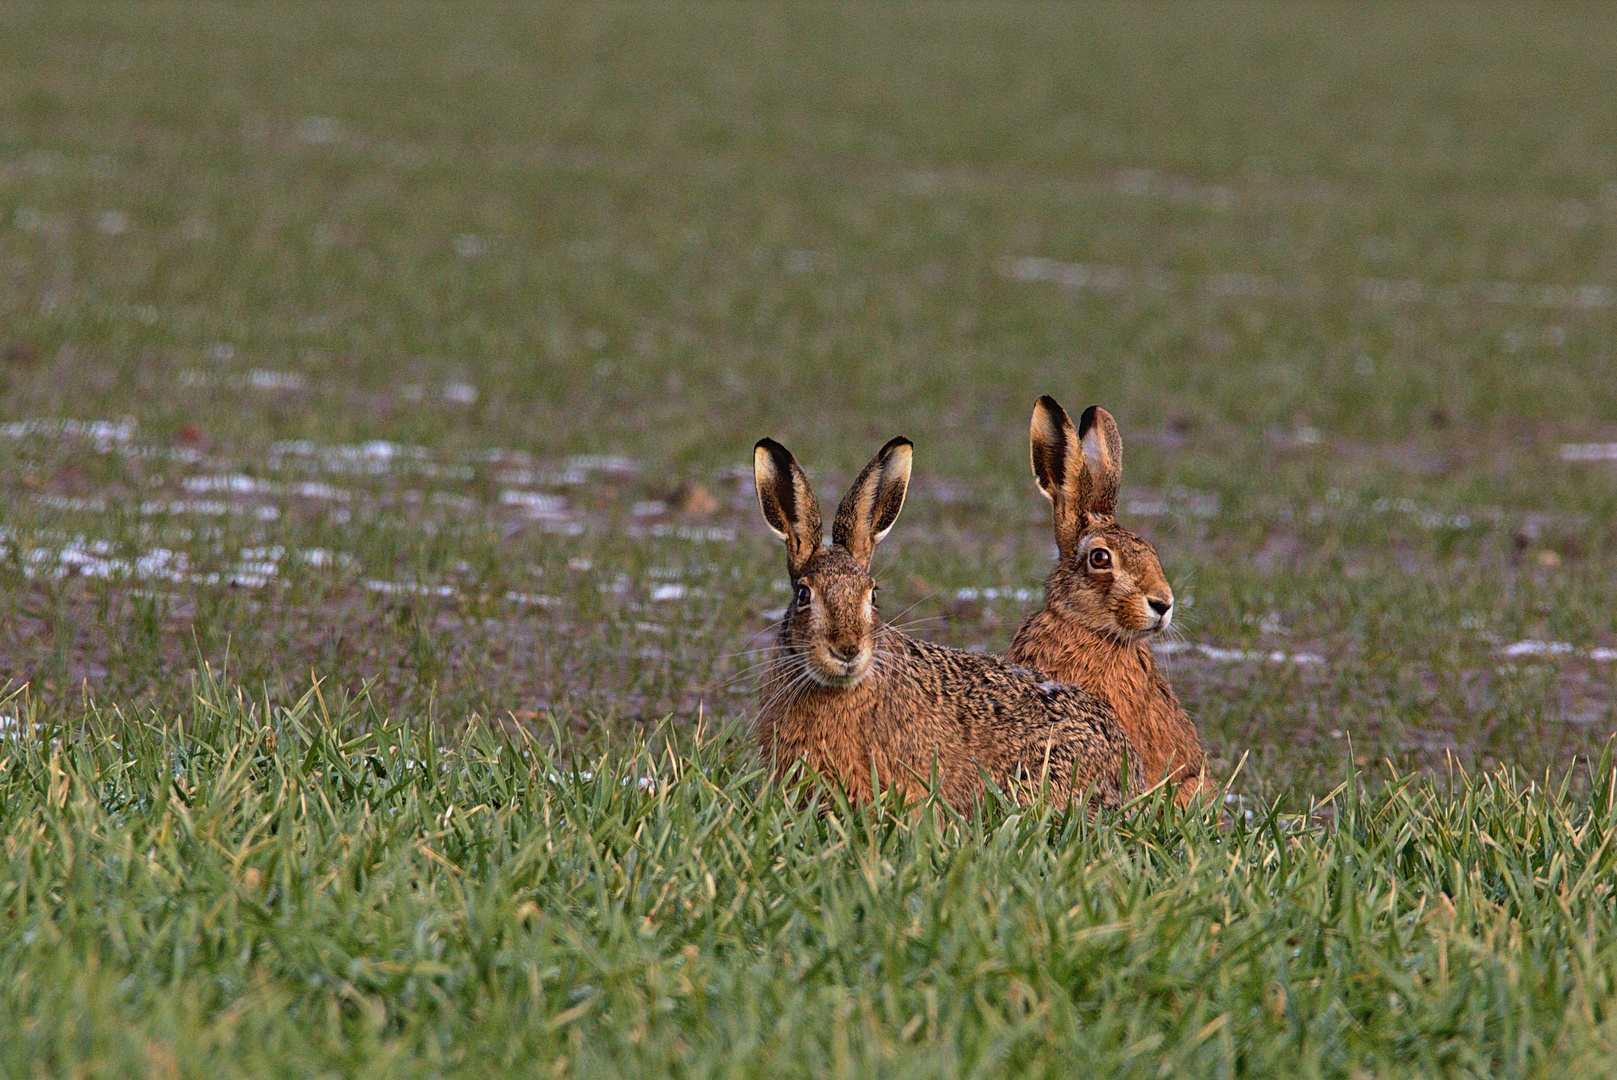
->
[752,434,1142,814]
[1007,397,1213,807]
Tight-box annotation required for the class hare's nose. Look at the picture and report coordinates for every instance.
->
[1147,596,1172,616]
[828,643,860,662]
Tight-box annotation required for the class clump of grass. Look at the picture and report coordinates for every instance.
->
[2,672,1615,1076]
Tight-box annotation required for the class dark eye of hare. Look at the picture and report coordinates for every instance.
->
[795,583,812,606]
[1088,548,1112,570]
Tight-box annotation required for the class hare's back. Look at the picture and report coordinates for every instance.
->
[897,635,1123,746]
[882,632,1138,804]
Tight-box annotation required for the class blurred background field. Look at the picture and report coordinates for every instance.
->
[1,1,1614,803]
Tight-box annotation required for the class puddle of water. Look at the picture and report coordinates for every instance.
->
[564,454,641,475]
[1560,444,1617,462]
[33,495,108,513]
[363,579,458,598]
[402,381,481,405]
[178,370,309,392]
[298,549,349,569]
[953,586,1040,603]
[182,475,263,495]
[1123,489,1220,519]
[1501,640,1577,658]
[1500,640,1615,662]
[1113,168,1233,210]
[442,381,478,405]
[1154,641,1324,665]
[646,565,717,581]
[1323,491,1590,536]
[22,541,190,584]
[499,490,568,517]
[8,536,358,589]
[486,450,644,488]
[32,494,279,520]
[10,430,202,465]
[630,524,736,542]
[140,499,280,521]
[181,475,351,501]
[12,529,559,600]
[996,255,1131,293]
[1,418,135,446]
[249,370,307,391]
[267,440,473,480]
[504,591,558,607]
[1368,497,1482,532]
[998,254,1612,314]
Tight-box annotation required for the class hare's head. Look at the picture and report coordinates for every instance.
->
[1030,396,1174,641]
[754,435,912,688]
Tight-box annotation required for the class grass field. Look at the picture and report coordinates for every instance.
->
[2,2,1616,1074]
[6,687,1617,1077]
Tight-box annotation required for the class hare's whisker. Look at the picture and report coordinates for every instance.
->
[724,654,791,684]
[716,643,782,662]
[878,615,949,636]
[757,658,818,718]
[879,593,937,628]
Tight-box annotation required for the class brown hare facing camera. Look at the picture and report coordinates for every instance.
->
[753,434,1142,814]
[1008,397,1213,807]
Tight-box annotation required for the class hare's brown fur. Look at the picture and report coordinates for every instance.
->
[754,436,1141,814]
[1008,397,1213,807]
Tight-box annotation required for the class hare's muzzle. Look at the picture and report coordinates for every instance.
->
[1145,594,1173,632]
[815,641,872,687]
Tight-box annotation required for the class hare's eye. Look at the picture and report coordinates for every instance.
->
[795,584,812,606]
[1088,548,1112,570]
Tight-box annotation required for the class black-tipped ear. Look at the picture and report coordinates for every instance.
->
[754,438,823,578]
[1029,395,1071,501]
[1030,396,1088,560]
[1077,406,1123,519]
[831,436,913,566]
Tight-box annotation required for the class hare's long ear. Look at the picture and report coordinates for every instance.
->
[1077,405,1123,520]
[831,436,912,567]
[755,438,823,578]
[1030,396,1089,559]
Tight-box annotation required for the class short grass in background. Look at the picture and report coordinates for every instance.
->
[1,2,1614,796]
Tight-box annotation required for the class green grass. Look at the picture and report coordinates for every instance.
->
[1,2,1617,1071]
[1,0,1612,799]
[3,681,1617,1077]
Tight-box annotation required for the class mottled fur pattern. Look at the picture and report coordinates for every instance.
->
[754,436,1142,814]
[1009,397,1212,807]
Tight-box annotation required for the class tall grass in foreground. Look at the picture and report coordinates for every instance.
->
[1,674,1615,1078]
